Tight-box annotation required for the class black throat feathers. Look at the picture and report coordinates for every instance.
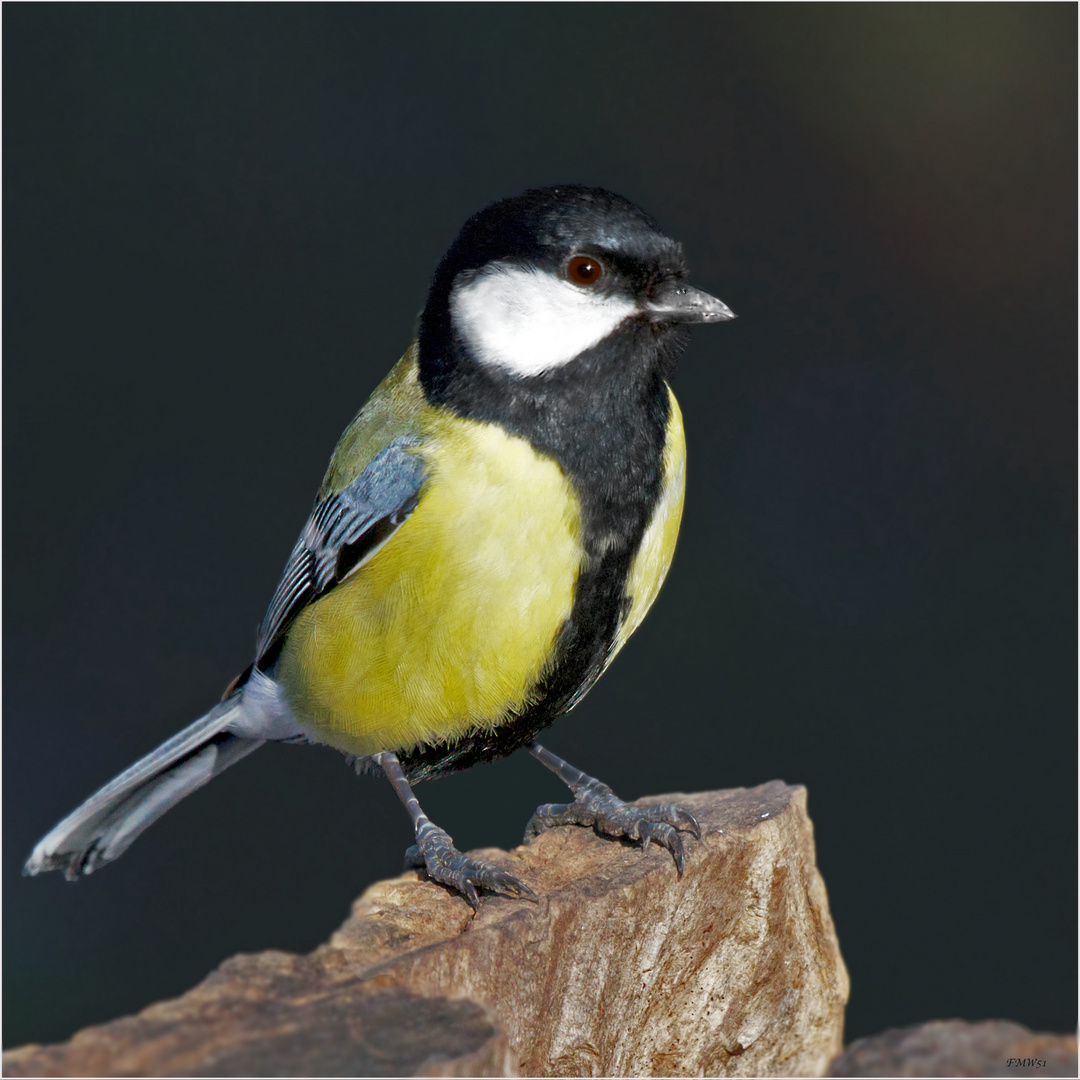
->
[400,317,683,780]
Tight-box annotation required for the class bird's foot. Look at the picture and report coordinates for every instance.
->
[524,781,701,875]
[404,821,536,911]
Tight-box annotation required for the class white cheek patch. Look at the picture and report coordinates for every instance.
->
[450,263,638,377]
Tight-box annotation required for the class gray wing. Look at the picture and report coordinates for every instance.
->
[254,437,427,664]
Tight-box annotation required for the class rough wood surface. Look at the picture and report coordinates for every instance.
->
[828,1019,1079,1078]
[3,781,849,1078]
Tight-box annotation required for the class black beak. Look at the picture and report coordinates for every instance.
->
[645,281,736,324]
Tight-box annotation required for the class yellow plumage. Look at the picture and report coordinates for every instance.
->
[614,388,686,656]
[277,364,584,755]
[275,352,686,758]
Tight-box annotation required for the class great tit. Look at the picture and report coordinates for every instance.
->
[25,185,734,908]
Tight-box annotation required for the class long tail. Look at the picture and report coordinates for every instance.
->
[24,699,263,880]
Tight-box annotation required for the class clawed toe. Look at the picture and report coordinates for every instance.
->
[525,782,701,874]
[479,865,536,902]
[642,803,702,842]
[636,819,689,875]
[445,860,536,911]
[523,801,576,841]
[409,822,535,910]
[670,806,702,841]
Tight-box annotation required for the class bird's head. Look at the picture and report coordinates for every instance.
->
[418,185,733,401]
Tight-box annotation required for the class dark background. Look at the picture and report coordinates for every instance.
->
[4,3,1076,1051]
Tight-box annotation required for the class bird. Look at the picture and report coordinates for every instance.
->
[24,184,735,909]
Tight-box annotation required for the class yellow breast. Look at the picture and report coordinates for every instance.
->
[611,387,686,658]
[276,409,584,756]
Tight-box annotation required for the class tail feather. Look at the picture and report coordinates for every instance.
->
[24,700,263,880]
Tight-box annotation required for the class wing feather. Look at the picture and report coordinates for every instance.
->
[254,437,426,664]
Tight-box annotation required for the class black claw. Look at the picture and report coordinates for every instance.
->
[408,822,534,909]
[525,786,700,873]
[636,820,688,875]
[486,869,537,902]
[678,809,702,841]
[664,831,687,876]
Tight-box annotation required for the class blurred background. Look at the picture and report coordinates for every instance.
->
[4,3,1075,1050]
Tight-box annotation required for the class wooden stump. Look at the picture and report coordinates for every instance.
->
[4,781,849,1077]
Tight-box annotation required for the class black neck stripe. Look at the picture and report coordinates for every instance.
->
[400,319,682,780]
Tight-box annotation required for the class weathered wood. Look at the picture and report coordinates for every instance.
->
[4,781,849,1078]
[828,1019,1079,1078]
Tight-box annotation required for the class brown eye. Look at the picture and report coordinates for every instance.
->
[565,255,604,287]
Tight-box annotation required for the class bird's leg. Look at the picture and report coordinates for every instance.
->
[374,751,535,910]
[524,742,701,875]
